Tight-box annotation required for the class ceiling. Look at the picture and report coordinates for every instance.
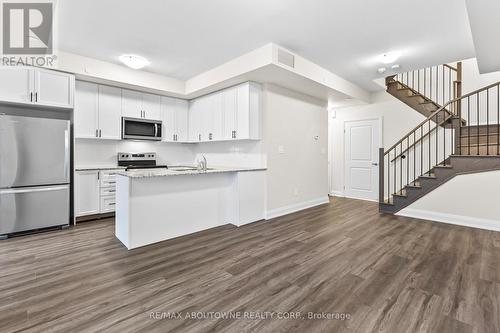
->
[465,0,500,74]
[57,0,476,92]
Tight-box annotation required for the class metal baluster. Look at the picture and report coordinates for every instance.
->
[468,97,471,155]
[477,93,480,155]
[421,126,423,176]
[413,131,416,184]
[435,115,438,167]
[407,138,409,186]
[428,120,431,174]
[400,143,403,194]
[487,89,490,155]
[498,85,499,155]
[387,153,390,203]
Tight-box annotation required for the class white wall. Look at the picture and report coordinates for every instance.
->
[399,170,500,231]
[330,91,426,194]
[263,84,329,215]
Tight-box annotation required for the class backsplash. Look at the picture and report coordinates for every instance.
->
[74,139,266,168]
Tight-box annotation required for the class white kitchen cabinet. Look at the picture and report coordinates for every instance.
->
[142,93,161,120]
[208,92,223,141]
[222,86,238,140]
[98,85,122,140]
[0,67,74,109]
[75,171,100,217]
[0,67,33,104]
[122,89,160,120]
[74,81,122,139]
[34,68,74,108]
[161,96,188,142]
[122,89,143,119]
[74,81,98,139]
[189,82,262,142]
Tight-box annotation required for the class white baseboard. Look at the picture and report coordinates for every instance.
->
[397,208,500,232]
[266,196,330,220]
[329,191,344,197]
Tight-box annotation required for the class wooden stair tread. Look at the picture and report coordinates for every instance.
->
[419,173,436,179]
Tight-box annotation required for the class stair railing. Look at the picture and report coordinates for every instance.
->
[379,80,500,206]
[394,62,462,108]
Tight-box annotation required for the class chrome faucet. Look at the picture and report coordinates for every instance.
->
[197,155,207,172]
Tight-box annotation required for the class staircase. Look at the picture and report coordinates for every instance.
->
[379,62,500,214]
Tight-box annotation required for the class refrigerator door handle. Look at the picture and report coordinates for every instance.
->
[64,129,69,181]
[0,185,68,195]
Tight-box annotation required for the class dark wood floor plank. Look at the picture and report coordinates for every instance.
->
[0,197,498,332]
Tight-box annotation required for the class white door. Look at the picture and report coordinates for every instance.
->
[161,96,176,142]
[75,171,100,217]
[209,93,223,141]
[122,89,143,118]
[142,93,161,120]
[0,67,33,105]
[223,86,237,140]
[74,81,98,139]
[34,69,74,108]
[98,85,122,140]
[175,99,189,142]
[344,119,380,201]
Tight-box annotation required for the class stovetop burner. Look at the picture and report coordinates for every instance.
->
[117,152,167,170]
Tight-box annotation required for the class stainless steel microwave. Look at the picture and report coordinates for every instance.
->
[122,117,162,141]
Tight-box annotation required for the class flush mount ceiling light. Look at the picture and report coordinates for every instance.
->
[119,54,150,70]
[378,51,401,64]
[377,67,387,74]
[391,64,400,70]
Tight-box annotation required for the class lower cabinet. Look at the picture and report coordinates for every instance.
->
[75,170,117,217]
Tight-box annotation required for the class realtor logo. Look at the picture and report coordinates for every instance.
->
[2,2,53,55]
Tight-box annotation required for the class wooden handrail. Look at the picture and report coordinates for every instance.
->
[443,63,458,72]
[384,79,500,155]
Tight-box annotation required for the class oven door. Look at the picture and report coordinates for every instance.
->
[122,117,162,141]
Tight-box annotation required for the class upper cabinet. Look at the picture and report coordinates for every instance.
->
[161,96,188,142]
[0,67,74,109]
[122,89,161,121]
[188,82,262,142]
[74,81,121,140]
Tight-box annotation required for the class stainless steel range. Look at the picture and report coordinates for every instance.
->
[117,152,168,171]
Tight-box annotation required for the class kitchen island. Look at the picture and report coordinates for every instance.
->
[114,167,266,249]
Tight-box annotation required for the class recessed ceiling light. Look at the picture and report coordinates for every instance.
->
[379,51,401,64]
[119,54,150,70]
[377,67,387,74]
[391,64,400,70]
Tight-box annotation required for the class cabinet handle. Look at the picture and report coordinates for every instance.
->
[234,130,237,139]
[99,129,102,137]
[30,92,33,102]
[209,133,213,140]
[35,92,38,103]
[95,129,98,137]
[199,134,201,141]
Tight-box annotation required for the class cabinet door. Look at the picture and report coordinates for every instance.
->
[189,99,201,142]
[142,93,161,120]
[209,93,223,141]
[175,99,189,142]
[34,69,74,108]
[0,67,33,105]
[122,89,143,118]
[236,83,251,139]
[74,81,98,139]
[75,171,100,217]
[199,96,211,142]
[160,96,176,142]
[222,86,237,140]
[98,85,122,140]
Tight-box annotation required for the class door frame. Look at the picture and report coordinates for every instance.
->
[342,117,383,202]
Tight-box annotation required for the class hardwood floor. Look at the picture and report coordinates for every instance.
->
[1,197,500,332]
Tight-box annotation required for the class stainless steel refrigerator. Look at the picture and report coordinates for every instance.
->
[0,115,70,236]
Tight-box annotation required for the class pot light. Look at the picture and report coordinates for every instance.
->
[378,51,401,64]
[391,64,400,70]
[377,67,387,74]
[119,54,150,70]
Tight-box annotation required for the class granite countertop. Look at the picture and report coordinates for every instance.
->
[115,166,267,178]
[75,165,126,171]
